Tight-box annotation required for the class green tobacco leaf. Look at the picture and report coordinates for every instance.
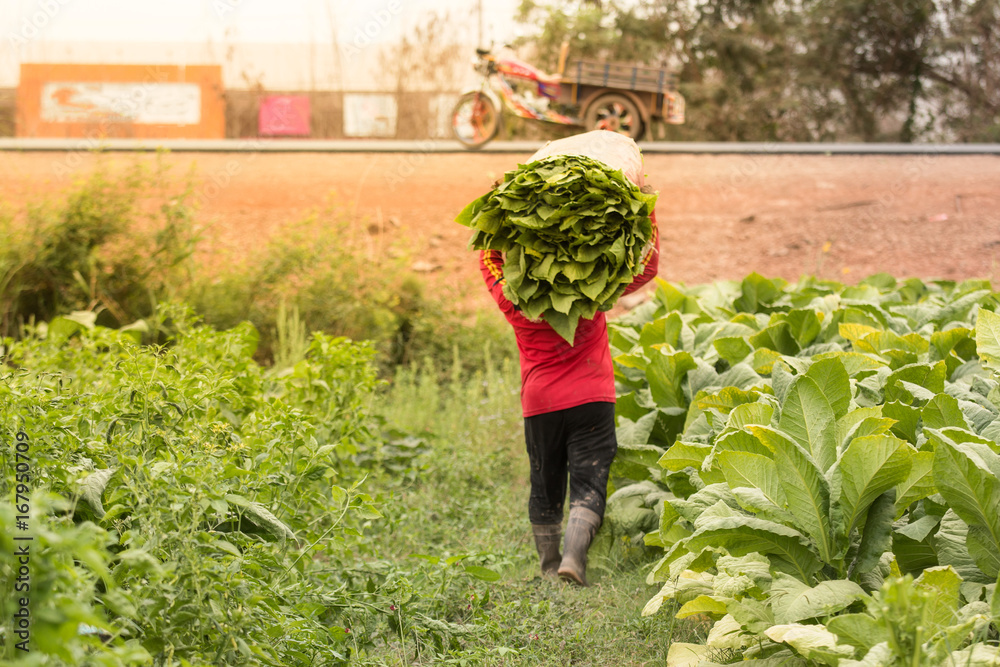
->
[884,362,946,404]
[675,595,729,619]
[750,323,799,355]
[975,308,1000,372]
[647,350,697,409]
[826,613,888,652]
[934,510,994,584]
[895,451,936,515]
[805,357,852,420]
[736,273,782,313]
[716,429,773,457]
[770,574,868,624]
[659,441,713,473]
[683,515,822,581]
[727,402,775,430]
[883,401,920,444]
[852,491,896,576]
[764,624,855,663]
[968,525,1000,579]
[751,426,836,565]
[716,451,787,512]
[613,443,667,482]
[715,336,753,364]
[665,643,709,666]
[837,435,913,539]
[930,430,1000,577]
[914,566,962,632]
[835,407,884,448]
[640,314,682,350]
[923,394,970,430]
[616,412,658,447]
[779,376,838,473]
[779,309,823,349]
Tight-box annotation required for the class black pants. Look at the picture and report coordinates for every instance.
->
[523,402,618,526]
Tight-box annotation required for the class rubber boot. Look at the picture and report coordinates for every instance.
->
[558,507,602,586]
[532,524,562,577]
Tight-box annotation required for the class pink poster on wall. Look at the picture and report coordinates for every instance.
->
[258,95,310,136]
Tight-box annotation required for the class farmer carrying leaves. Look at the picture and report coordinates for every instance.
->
[457,131,659,585]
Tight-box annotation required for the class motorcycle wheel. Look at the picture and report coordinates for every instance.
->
[452,92,500,149]
[583,94,645,141]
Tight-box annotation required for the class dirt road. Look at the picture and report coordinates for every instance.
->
[2,149,998,311]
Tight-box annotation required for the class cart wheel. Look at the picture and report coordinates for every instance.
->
[584,94,644,140]
[452,92,500,149]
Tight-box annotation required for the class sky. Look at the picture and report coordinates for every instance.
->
[2,0,523,46]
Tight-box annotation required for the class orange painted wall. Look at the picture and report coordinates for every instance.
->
[17,64,225,139]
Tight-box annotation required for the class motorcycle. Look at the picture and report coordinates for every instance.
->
[451,45,684,149]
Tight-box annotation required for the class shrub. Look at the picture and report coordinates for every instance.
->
[0,159,198,337]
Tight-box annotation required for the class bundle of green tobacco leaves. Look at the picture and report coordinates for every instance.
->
[456,154,657,344]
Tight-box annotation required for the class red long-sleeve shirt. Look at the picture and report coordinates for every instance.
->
[481,212,659,417]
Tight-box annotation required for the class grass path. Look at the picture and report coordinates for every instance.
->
[357,358,697,666]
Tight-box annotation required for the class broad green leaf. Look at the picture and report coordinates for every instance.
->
[644,570,716,616]
[714,336,753,364]
[735,273,781,313]
[705,614,750,650]
[779,376,838,472]
[727,402,775,430]
[835,407,884,448]
[975,308,1000,372]
[658,442,712,473]
[613,443,666,481]
[922,394,970,430]
[770,575,868,624]
[947,644,1000,667]
[647,350,697,409]
[750,323,799,355]
[840,322,880,344]
[934,510,994,584]
[805,357,852,419]
[967,526,1000,580]
[883,401,920,444]
[682,515,823,581]
[615,412,658,447]
[816,351,889,376]
[852,491,896,575]
[884,361,946,404]
[826,613,889,651]
[751,426,836,565]
[665,643,709,667]
[764,624,855,663]
[837,435,913,538]
[752,347,784,375]
[214,539,241,558]
[931,432,1000,577]
[640,314,682,350]
[716,451,787,511]
[715,429,773,457]
[894,451,936,514]
[778,308,823,348]
[675,595,729,619]
[914,566,962,632]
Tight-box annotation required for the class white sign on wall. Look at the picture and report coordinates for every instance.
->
[343,93,397,137]
[41,82,202,124]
